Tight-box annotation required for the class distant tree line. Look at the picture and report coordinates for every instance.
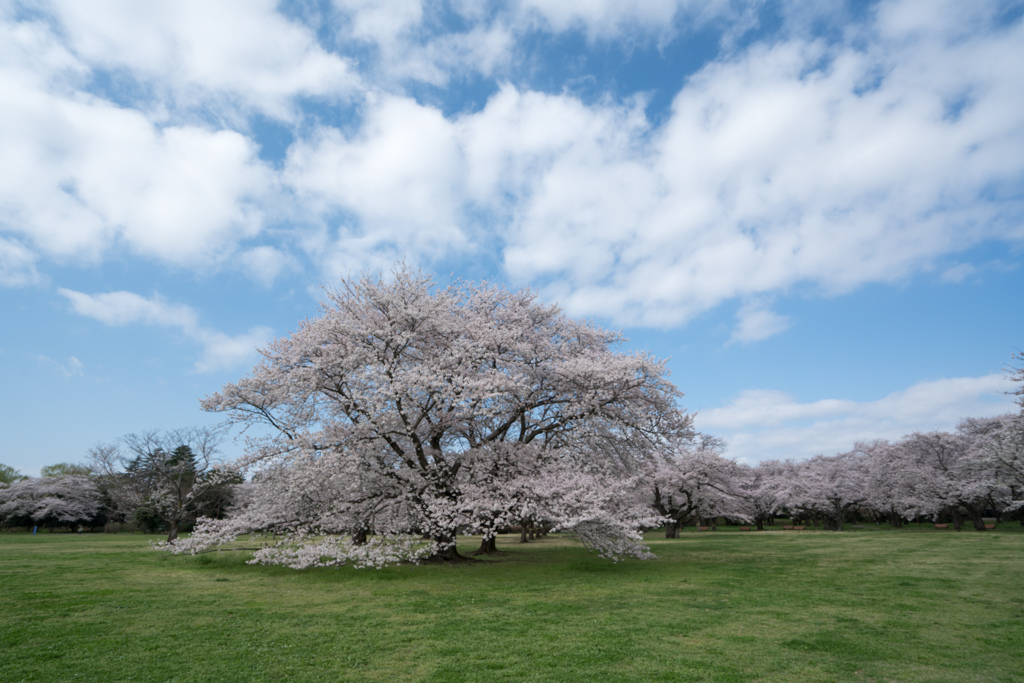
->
[0,427,239,539]
[661,412,1024,533]
[647,352,1024,533]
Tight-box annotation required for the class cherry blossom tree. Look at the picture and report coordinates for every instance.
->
[957,415,1021,518]
[737,460,787,530]
[170,266,686,566]
[969,416,1024,518]
[0,476,101,529]
[859,440,921,527]
[648,434,747,536]
[777,453,868,531]
[896,429,997,531]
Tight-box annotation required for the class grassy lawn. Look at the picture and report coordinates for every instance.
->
[1,528,1023,682]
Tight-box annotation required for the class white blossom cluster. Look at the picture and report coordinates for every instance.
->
[735,413,1024,531]
[0,475,100,525]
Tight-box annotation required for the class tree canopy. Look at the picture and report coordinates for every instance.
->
[88,427,236,540]
[0,463,27,485]
[170,266,690,566]
[0,475,100,528]
[39,462,93,478]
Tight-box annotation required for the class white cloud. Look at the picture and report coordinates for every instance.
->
[0,236,41,287]
[192,328,274,374]
[461,86,658,295]
[730,301,791,343]
[45,0,359,120]
[941,262,976,283]
[58,288,272,372]
[0,15,275,266]
[512,0,745,43]
[65,356,84,377]
[328,0,745,88]
[0,6,355,285]
[283,0,1024,322]
[239,246,296,287]
[698,374,1018,463]
[284,94,469,276]
[408,24,516,84]
[336,0,424,44]
[37,355,84,378]
[57,289,197,327]
[329,0,516,88]
[3,0,1022,325]
[484,2,1024,325]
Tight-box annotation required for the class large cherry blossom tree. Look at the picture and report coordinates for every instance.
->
[170,266,687,566]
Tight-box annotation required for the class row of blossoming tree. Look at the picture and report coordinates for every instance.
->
[152,266,1024,569]
[736,414,1024,532]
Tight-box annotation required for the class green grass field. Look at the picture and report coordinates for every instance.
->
[2,528,1023,682]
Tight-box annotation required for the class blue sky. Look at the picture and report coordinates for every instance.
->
[1,0,1022,475]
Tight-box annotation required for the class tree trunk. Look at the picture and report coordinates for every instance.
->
[470,536,499,555]
[888,511,903,528]
[665,520,680,538]
[426,544,464,562]
[352,527,369,545]
[424,534,469,562]
[833,502,845,532]
[951,508,963,531]
[519,525,529,543]
[966,505,987,531]
[166,521,179,543]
